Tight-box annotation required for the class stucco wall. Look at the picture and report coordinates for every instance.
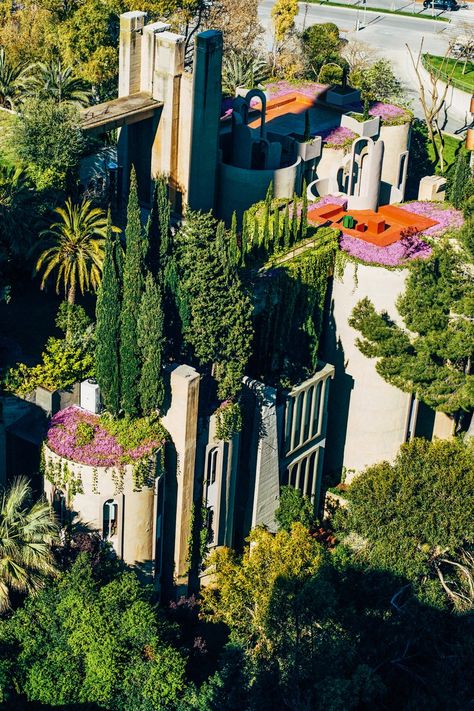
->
[43,446,157,572]
[217,157,301,223]
[322,262,411,481]
[380,122,410,189]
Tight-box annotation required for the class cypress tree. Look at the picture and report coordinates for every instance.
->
[273,206,281,252]
[95,212,122,416]
[147,178,171,281]
[120,167,146,417]
[216,220,225,256]
[300,180,308,241]
[283,202,290,249]
[230,211,239,266]
[263,201,270,252]
[253,216,259,252]
[448,150,471,209]
[138,271,165,414]
[241,211,248,266]
[291,194,298,245]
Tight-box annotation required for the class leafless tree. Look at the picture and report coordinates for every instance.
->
[407,38,460,173]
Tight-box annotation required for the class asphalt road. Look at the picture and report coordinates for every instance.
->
[258,0,472,132]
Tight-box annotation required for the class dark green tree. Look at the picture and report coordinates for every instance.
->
[273,205,281,251]
[95,212,122,415]
[120,168,146,417]
[146,178,171,280]
[137,271,165,415]
[290,194,298,245]
[275,485,316,532]
[300,180,308,240]
[283,202,290,249]
[262,201,270,251]
[253,216,259,252]
[240,211,248,266]
[229,211,239,266]
[448,149,472,209]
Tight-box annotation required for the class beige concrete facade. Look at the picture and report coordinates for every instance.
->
[43,445,158,575]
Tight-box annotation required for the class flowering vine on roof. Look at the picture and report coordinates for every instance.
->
[46,406,166,468]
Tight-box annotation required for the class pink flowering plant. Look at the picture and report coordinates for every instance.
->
[47,406,166,468]
[338,201,464,267]
[264,80,328,100]
[368,102,412,127]
[317,126,356,151]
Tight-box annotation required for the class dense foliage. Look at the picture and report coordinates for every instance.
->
[337,437,474,609]
[0,553,186,708]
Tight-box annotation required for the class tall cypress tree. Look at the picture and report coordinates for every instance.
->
[291,194,298,245]
[448,150,472,209]
[95,212,122,416]
[273,206,281,252]
[253,216,259,253]
[120,167,145,417]
[147,178,171,281]
[262,201,270,251]
[283,202,290,249]
[229,211,239,266]
[300,180,308,241]
[241,211,248,266]
[138,271,165,415]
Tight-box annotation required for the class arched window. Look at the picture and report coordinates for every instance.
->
[206,447,219,486]
[103,499,118,539]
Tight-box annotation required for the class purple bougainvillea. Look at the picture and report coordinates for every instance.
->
[47,406,164,468]
[397,202,464,236]
[368,102,406,121]
[264,81,328,100]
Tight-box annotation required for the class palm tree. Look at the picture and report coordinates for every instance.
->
[0,47,30,109]
[222,51,270,96]
[27,60,91,107]
[0,477,58,611]
[36,198,110,304]
[0,165,34,261]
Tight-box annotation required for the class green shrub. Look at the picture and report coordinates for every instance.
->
[75,421,95,447]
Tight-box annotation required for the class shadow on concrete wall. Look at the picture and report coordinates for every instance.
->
[319,283,354,485]
[161,440,178,601]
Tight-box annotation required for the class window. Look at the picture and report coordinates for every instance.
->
[103,499,118,539]
[206,447,218,486]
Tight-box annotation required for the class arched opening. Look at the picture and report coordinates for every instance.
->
[53,490,67,526]
[206,447,219,487]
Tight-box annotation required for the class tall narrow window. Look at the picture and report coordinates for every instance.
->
[103,499,118,539]
[53,490,66,526]
[206,447,219,486]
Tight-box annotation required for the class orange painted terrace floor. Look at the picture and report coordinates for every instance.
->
[307,203,439,246]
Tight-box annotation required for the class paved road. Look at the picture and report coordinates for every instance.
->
[259,0,472,132]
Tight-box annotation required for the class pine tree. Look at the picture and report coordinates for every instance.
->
[95,212,122,416]
[300,180,308,241]
[138,272,165,414]
[120,167,146,417]
[273,206,281,252]
[291,194,298,245]
[448,150,472,209]
[229,212,239,266]
[283,202,290,249]
[241,211,248,266]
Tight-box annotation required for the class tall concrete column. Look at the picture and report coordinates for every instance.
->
[161,365,200,594]
[119,11,147,98]
[187,30,223,213]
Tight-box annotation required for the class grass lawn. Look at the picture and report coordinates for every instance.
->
[427,133,463,175]
[423,55,474,93]
[0,111,21,170]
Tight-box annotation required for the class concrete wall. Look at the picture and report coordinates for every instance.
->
[322,262,412,481]
[380,122,410,191]
[161,365,200,591]
[43,446,157,574]
[217,156,301,223]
